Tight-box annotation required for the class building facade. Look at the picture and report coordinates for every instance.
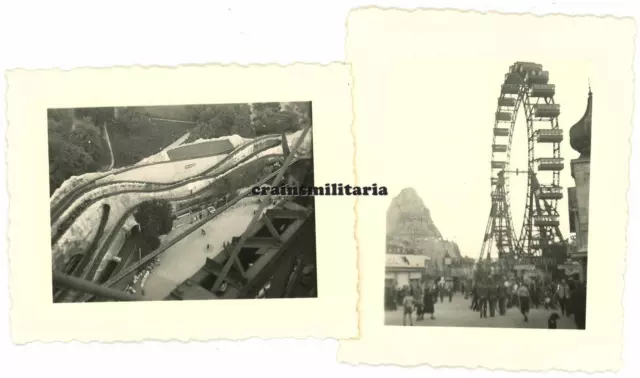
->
[385,253,429,290]
[567,88,592,282]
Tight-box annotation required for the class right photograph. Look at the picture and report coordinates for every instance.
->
[384,62,590,330]
[340,9,631,370]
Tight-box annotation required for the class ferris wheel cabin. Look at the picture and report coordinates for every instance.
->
[491,161,507,170]
[534,104,561,118]
[492,144,508,153]
[493,127,510,137]
[501,84,520,95]
[535,129,564,143]
[510,62,543,74]
[491,192,505,201]
[533,214,560,227]
[536,157,564,171]
[527,71,550,85]
[536,185,564,200]
[498,97,516,107]
[495,111,513,122]
[530,84,556,97]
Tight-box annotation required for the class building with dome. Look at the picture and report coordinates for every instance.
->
[567,87,592,282]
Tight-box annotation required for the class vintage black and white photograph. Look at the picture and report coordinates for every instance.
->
[384,61,590,330]
[49,102,317,302]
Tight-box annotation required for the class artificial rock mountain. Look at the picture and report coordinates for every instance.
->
[386,187,462,264]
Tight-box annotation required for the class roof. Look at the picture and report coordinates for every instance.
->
[386,254,429,269]
[569,88,592,157]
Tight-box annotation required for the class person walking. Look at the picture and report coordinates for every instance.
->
[557,279,570,316]
[517,283,531,323]
[478,281,488,318]
[423,283,436,320]
[488,280,497,317]
[498,280,507,315]
[572,280,587,330]
[470,283,478,311]
[414,285,425,321]
[511,280,520,308]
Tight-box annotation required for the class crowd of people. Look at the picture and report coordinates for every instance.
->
[385,275,587,329]
[468,276,586,328]
[385,280,455,326]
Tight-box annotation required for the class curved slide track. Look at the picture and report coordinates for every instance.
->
[53,203,111,302]
[74,157,310,303]
[50,134,280,224]
[51,136,282,245]
[56,154,285,303]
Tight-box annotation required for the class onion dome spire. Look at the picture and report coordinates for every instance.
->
[569,84,592,158]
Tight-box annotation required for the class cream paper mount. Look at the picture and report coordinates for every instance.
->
[7,63,359,343]
[339,8,634,371]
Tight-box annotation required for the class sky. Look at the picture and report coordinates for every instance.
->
[356,58,591,260]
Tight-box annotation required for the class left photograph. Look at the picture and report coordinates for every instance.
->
[49,103,317,303]
[9,64,355,342]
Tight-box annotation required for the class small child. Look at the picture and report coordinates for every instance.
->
[544,294,551,310]
[402,294,415,326]
[548,312,560,329]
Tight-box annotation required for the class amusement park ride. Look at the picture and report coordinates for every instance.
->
[478,61,567,277]
[52,122,316,302]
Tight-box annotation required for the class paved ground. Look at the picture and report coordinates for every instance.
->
[385,294,577,329]
[143,198,261,299]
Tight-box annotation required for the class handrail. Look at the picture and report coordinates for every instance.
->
[52,271,144,302]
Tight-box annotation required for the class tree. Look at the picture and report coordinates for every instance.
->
[47,113,111,194]
[48,135,95,193]
[186,104,253,142]
[75,107,114,126]
[134,199,174,244]
[252,102,304,135]
[68,122,109,165]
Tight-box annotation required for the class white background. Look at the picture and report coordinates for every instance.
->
[0,0,638,377]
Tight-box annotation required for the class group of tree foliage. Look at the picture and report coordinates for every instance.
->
[134,199,174,251]
[108,107,193,167]
[48,108,111,194]
[184,101,311,143]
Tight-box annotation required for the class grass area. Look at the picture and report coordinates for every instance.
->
[108,118,193,168]
[166,138,234,160]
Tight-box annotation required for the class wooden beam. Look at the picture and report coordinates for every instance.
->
[266,208,309,220]
[243,237,281,248]
[211,124,312,292]
[263,215,284,241]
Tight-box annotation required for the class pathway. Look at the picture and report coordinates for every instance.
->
[102,122,115,171]
[161,132,191,153]
[385,294,578,329]
[142,198,261,299]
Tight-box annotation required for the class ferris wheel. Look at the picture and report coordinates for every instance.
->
[479,62,565,265]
